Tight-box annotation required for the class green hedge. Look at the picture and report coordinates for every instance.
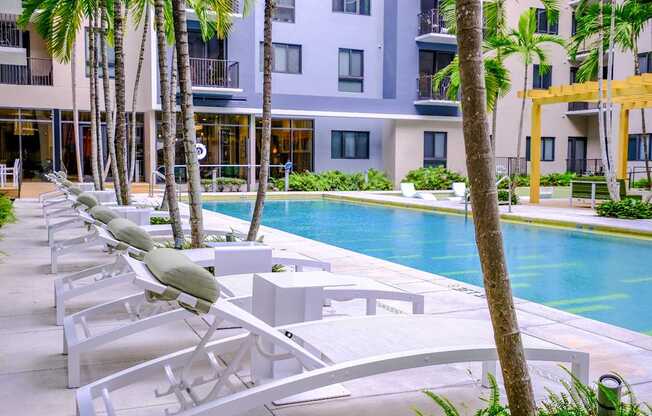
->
[276,169,393,192]
[597,198,652,219]
[0,195,15,227]
[402,167,466,190]
[150,216,173,225]
[632,178,651,189]
[496,172,577,189]
[497,189,519,205]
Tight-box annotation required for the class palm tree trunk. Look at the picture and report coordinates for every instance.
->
[100,3,121,203]
[455,0,536,415]
[154,0,184,247]
[88,12,101,190]
[515,63,528,175]
[93,10,105,190]
[172,0,204,247]
[71,44,83,180]
[633,44,652,189]
[491,92,499,155]
[114,0,130,205]
[130,5,150,183]
[247,0,274,241]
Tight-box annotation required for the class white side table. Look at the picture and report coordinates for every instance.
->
[251,271,356,382]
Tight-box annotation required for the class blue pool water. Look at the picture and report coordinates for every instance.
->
[204,199,652,334]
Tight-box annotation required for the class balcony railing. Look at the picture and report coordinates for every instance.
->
[417,75,454,101]
[567,102,599,112]
[0,57,53,86]
[567,158,604,175]
[495,157,528,176]
[0,13,22,48]
[190,58,239,89]
[417,8,449,36]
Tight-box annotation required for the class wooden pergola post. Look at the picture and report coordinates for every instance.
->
[529,103,542,204]
[617,106,630,180]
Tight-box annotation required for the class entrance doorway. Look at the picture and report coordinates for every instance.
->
[567,137,587,173]
[0,108,53,181]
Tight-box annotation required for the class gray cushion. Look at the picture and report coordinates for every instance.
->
[144,248,219,314]
[61,179,74,188]
[69,186,83,196]
[107,218,154,252]
[89,205,121,225]
[76,192,99,208]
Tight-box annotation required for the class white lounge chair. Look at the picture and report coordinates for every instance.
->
[400,182,437,200]
[75,265,590,416]
[448,182,467,202]
[63,248,424,387]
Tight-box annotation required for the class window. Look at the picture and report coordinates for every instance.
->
[338,48,364,92]
[273,0,295,23]
[260,43,301,74]
[84,28,115,78]
[331,131,369,159]
[424,132,447,167]
[526,137,555,161]
[571,12,577,36]
[638,52,652,74]
[533,64,552,89]
[628,134,652,161]
[333,0,370,15]
[534,8,558,34]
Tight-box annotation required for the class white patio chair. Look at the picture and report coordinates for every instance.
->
[400,182,437,200]
[448,182,467,202]
[75,261,590,416]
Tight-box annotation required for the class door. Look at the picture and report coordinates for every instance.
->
[567,137,587,173]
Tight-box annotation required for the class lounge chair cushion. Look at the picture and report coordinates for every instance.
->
[69,186,83,196]
[61,179,74,188]
[76,192,99,208]
[89,205,121,225]
[144,248,219,314]
[107,218,154,252]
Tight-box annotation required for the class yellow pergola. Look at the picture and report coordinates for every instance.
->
[518,73,652,203]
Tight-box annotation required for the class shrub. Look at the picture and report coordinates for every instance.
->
[201,177,247,192]
[497,189,519,205]
[278,169,393,192]
[541,172,576,186]
[597,198,652,219]
[150,216,173,225]
[632,178,651,189]
[403,167,466,190]
[0,195,15,227]
[415,369,650,416]
[497,174,530,189]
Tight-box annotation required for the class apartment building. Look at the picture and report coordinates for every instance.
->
[0,0,650,187]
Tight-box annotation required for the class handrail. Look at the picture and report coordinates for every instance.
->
[495,175,513,213]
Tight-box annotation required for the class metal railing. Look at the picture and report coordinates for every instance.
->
[628,166,652,188]
[417,8,449,36]
[417,75,454,101]
[189,58,239,89]
[495,157,528,176]
[0,57,53,86]
[0,14,22,48]
[150,163,291,197]
[567,102,599,112]
[566,158,603,175]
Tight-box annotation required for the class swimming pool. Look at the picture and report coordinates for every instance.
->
[204,198,652,334]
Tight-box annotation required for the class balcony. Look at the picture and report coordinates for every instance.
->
[567,101,599,115]
[416,9,456,44]
[190,58,241,94]
[0,57,53,86]
[414,75,458,106]
[0,13,28,66]
[567,158,604,175]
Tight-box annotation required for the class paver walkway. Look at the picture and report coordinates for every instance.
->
[1,198,651,416]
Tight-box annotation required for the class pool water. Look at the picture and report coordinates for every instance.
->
[204,199,652,334]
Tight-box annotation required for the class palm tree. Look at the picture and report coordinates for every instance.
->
[454,0,537,415]
[247,0,273,241]
[571,0,652,190]
[499,9,565,174]
[71,45,83,180]
[93,9,105,190]
[129,1,150,183]
[114,0,130,205]
[88,11,102,189]
[154,0,184,247]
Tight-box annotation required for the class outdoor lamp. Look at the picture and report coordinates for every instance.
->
[597,373,623,416]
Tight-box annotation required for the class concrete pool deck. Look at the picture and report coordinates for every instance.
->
[1,197,652,416]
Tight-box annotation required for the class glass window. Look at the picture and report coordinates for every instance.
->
[84,28,115,78]
[333,0,370,15]
[338,48,364,92]
[628,134,652,161]
[533,64,552,89]
[638,52,652,74]
[423,132,447,167]
[274,0,295,22]
[256,118,314,177]
[261,43,302,74]
[331,131,369,159]
[534,8,558,34]
[526,137,555,161]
